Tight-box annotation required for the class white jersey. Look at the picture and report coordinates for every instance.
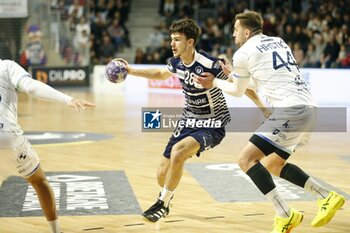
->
[233,34,317,107]
[1,60,74,178]
[0,60,30,135]
[0,59,72,137]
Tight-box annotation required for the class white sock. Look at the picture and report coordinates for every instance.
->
[159,186,174,207]
[304,177,330,199]
[48,220,60,233]
[266,188,290,218]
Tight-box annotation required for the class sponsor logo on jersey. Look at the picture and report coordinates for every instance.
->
[195,66,203,75]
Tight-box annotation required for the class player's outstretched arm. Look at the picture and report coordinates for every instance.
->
[113,58,173,80]
[196,74,271,117]
[17,77,95,111]
[196,72,250,97]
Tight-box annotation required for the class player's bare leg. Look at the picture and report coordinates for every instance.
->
[165,137,199,190]
[26,165,60,233]
[142,137,200,222]
[157,157,170,187]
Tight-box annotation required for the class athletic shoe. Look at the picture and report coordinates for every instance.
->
[311,191,345,227]
[157,191,174,217]
[271,208,303,233]
[142,199,169,222]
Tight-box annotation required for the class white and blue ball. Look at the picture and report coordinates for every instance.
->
[105,60,128,83]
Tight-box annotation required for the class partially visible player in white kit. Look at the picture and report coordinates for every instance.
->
[196,11,345,233]
[0,59,95,233]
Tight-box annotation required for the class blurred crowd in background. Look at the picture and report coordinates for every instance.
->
[49,0,130,66]
[135,0,350,68]
[3,0,349,69]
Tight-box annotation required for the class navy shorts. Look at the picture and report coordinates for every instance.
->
[163,127,226,158]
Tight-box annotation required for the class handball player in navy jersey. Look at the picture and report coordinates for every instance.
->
[115,18,268,222]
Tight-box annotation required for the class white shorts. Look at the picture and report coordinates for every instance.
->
[254,105,316,157]
[0,133,40,178]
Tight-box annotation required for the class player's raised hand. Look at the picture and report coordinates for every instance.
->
[219,56,233,75]
[195,72,215,89]
[67,98,95,111]
[113,58,131,72]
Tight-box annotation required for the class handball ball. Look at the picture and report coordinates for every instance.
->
[105,60,128,83]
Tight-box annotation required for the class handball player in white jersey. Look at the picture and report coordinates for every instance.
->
[196,11,345,233]
[114,18,268,222]
[0,59,94,233]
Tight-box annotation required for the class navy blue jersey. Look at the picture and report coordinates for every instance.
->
[167,51,231,128]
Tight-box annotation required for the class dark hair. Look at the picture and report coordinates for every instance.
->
[169,18,201,45]
[235,11,263,33]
